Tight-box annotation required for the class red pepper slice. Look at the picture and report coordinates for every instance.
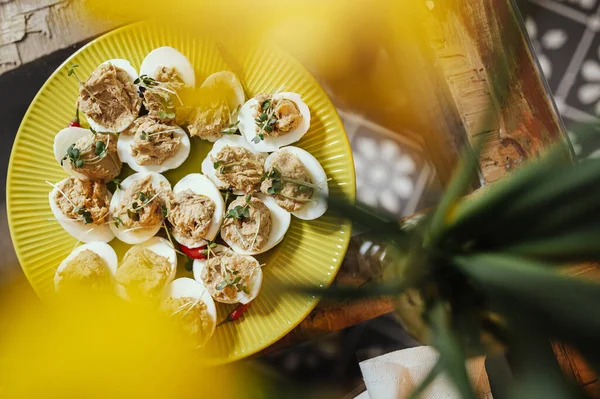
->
[179,244,207,260]
[217,302,251,327]
[68,108,80,127]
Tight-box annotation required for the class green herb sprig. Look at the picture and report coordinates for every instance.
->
[261,168,319,196]
[221,120,240,135]
[74,207,94,225]
[67,64,107,105]
[226,195,252,220]
[135,74,180,118]
[252,98,277,143]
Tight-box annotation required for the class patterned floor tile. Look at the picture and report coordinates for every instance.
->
[565,32,600,115]
[339,112,434,218]
[525,3,587,91]
[557,0,600,15]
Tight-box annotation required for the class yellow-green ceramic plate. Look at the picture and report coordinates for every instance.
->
[7,22,355,363]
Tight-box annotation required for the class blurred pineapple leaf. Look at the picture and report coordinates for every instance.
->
[454,254,600,372]
[428,303,477,399]
[428,137,485,248]
[503,312,587,399]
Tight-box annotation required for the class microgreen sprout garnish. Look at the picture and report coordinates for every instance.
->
[73,207,93,225]
[220,188,234,207]
[221,120,239,135]
[140,128,180,141]
[158,110,176,120]
[226,194,252,220]
[220,104,242,135]
[160,222,187,257]
[161,205,169,218]
[200,241,219,260]
[46,181,102,225]
[110,179,123,191]
[261,167,325,196]
[61,133,112,169]
[134,75,158,87]
[252,97,278,143]
[252,133,265,144]
[95,140,106,156]
[127,191,161,222]
[113,216,124,228]
[212,251,249,294]
[213,160,242,174]
[135,74,183,115]
[67,64,107,105]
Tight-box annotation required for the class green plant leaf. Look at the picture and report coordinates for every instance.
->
[429,303,477,399]
[501,311,587,399]
[326,197,410,245]
[503,224,600,262]
[441,145,571,245]
[428,137,486,248]
[454,253,600,374]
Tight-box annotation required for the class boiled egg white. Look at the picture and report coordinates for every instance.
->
[117,125,191,173]
[139,46,195,87]
[200,71,245,117]
[115,236,178,301]
[109,172,171,245]
[238,92,311,152]
[221,194,291,256]
[163,277,217,346]
[48,177,114,243]
[201,134,267,195]
[54,241,118,292]
[170,174,225,248]
[193,244,263,304]
[264,146,329,220]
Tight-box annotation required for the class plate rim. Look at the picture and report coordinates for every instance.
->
[6,21,356,362]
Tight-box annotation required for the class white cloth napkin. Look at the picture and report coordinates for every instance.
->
[358,346,493,399]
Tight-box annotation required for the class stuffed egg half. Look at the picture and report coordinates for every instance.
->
[193,244,262,304]
[238,92,310,152]
[168,174,225,248]
[109,172,171,245]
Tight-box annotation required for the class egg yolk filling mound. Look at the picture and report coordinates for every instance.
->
[55,177,110,225]
[161,296,212,344]
[77,63,141,132]
[125,116,182,165]
[58,250,110,292]
[113,175,169,229]
[211,145,264,193]
[254,93,303,137]
[168,190,215,245]
[261,150,314,212]
[221,196,272,252]
[200,249,259,302]
[115,247,171,299]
